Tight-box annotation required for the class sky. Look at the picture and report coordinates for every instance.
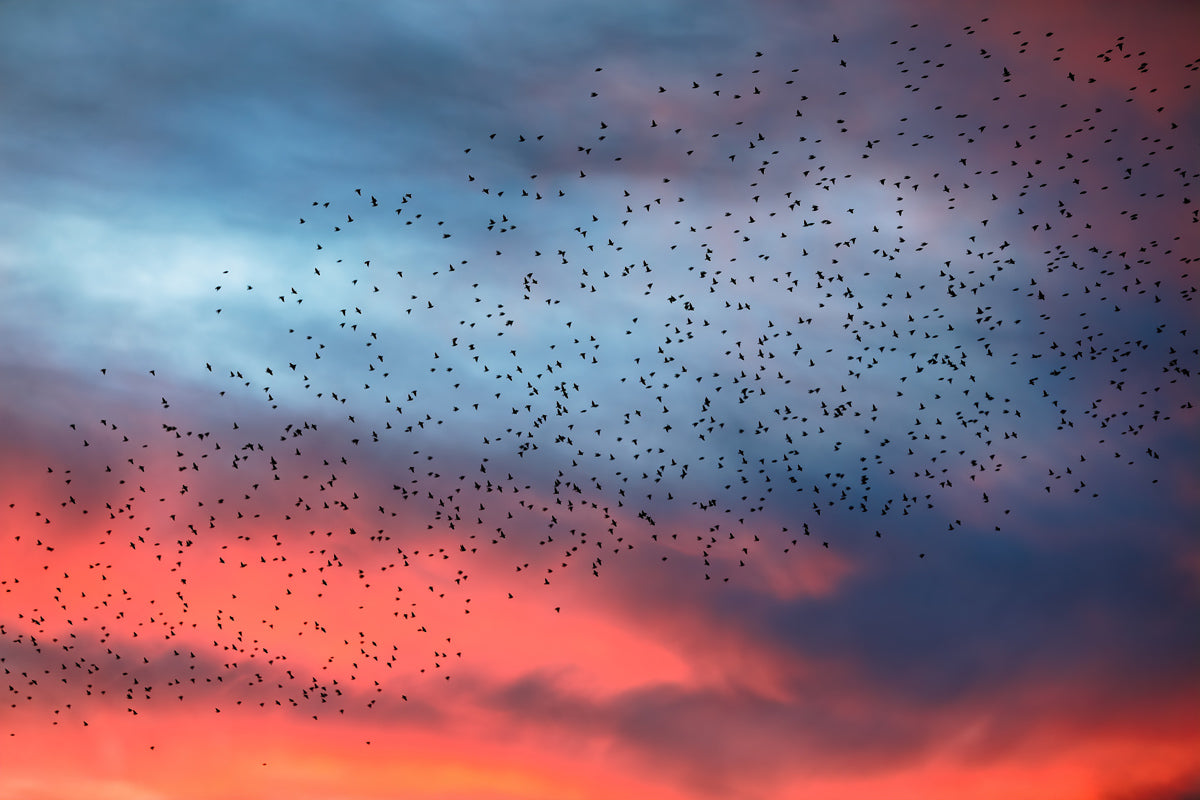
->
[1,1,1198,798]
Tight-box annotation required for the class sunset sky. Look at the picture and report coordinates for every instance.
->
[2,1,1198,799]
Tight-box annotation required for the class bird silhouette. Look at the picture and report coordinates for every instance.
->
[6,13,1195,735]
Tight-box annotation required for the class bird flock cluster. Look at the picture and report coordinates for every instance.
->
[5,18,1197,726]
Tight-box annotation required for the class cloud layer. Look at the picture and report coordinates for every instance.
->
[2,1,1198,798]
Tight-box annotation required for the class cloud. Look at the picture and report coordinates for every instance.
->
[2,1,1198,798]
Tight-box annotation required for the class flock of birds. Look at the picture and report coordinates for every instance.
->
[4,17,1197,728]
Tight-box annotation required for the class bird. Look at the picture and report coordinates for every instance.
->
[9,11,1195,736]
